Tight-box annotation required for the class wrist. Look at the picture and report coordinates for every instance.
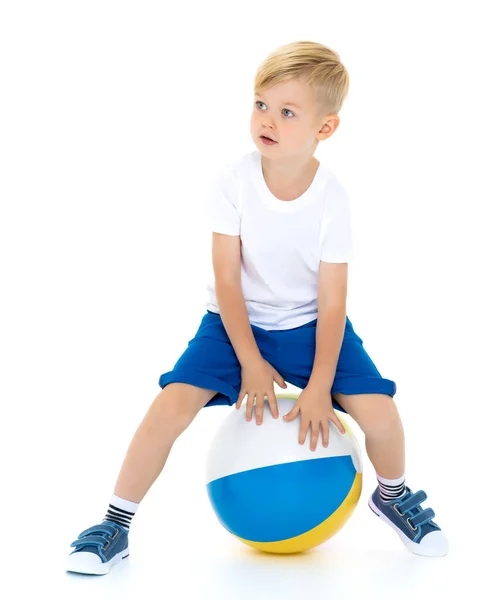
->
[306,378,332,395]
[239,352,264,368]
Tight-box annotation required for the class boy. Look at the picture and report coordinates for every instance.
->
[67,41,448,575]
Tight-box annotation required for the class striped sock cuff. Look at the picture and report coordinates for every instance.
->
[103,494,139,530]
[377,473,407,502]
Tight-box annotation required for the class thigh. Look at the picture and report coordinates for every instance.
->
[158,311,242,408]
[272,316,396,414]
[153,382,219,418]
[332,392,398,433]
[332,321,397,399]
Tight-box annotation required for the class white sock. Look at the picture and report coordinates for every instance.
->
[377,473,407,502]
[103,494,139,530]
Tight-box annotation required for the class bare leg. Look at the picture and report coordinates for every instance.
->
[113,383,217,503]
[332,392,405,479]
[364,412,405,479]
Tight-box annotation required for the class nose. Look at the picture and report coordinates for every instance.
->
[258,112,275,130]
[262,118,275,131]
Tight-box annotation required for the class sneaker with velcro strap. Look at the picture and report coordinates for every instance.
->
[66,521,129,575]
[368,485,449,557]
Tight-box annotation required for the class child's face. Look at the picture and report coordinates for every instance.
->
[250,79,338,159]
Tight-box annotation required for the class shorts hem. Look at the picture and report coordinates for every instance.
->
[283,377,397,414]
[331,378,397,412]
[158,369,238,407]
[331,378,397,398]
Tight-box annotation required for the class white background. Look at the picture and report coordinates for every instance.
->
[1,0,478,598]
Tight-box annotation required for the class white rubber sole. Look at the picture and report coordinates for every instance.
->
[66,547,130,575]
[368,495,448,557]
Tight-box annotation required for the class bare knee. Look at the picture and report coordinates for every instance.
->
[150,383,216,434]
[361,398,402,437]
[335,393,401,437]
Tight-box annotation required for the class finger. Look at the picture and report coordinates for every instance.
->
[235,390,245,410]
[245,393,255,421]
[273,370,288,388]
[283,403,300,421]
[321,420,330,447]
[268,390,279,419]
[334,416,347,434]
[298,419,310,445]
[310,423,321,451]
[256,394,265,425]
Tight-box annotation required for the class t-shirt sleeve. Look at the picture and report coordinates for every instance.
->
[319,178,354,263]
[204,163,241,236]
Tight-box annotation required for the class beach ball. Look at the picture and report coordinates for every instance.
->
[205,394,362,554]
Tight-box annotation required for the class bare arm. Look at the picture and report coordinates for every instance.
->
[212,232,263,367]
[308,261,348,392]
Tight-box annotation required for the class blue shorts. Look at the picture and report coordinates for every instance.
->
[158,310,397,414]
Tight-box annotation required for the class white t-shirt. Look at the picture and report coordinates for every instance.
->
[204,150,353,331]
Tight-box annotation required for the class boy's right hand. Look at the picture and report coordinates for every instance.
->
[235,358,288,424]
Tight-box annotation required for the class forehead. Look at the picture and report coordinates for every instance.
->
[255,93,302,108]
[255,80,313,108]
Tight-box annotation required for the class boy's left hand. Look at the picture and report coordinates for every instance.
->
[283,385,346,451]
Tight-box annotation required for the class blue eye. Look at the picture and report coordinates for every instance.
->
[256,101,294,117]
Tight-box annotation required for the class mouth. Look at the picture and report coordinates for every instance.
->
[260,135,278,144]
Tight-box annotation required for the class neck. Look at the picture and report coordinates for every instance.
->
[261,154,319,188]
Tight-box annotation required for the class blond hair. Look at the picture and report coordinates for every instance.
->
[254,41,350,120]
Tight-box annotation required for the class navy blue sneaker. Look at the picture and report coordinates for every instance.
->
[368,485,448,557]
[66,522,129,575]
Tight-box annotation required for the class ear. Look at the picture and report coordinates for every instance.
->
[317,115,340,141]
